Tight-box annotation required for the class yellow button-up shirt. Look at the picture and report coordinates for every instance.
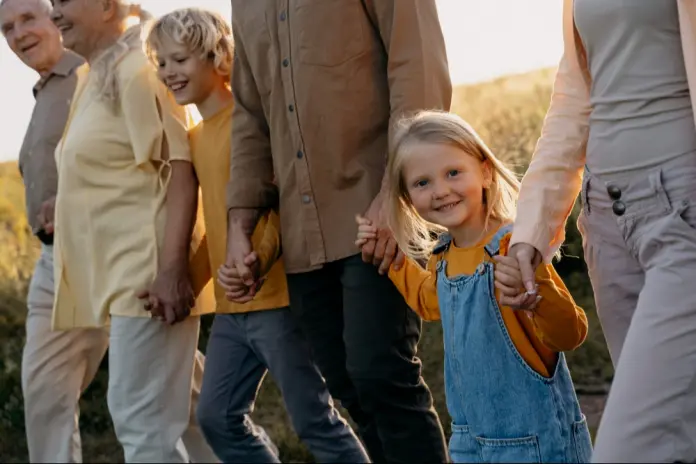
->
[52,31,213,329]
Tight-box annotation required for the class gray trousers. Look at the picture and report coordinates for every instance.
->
[579,155,696,462]
[196,309,369,463]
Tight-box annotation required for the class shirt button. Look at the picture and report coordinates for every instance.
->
[282,58,289,67]
[296,150,303,159]
[302,194,311,204]
[279,10,286,21]
[288,104,294,112]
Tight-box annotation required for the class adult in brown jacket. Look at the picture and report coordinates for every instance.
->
[224,1,452,462]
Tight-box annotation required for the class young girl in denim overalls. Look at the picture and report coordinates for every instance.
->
[356,111,593,463]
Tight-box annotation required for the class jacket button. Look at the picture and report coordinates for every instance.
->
[607,184,622,200]
[612,200,626,216]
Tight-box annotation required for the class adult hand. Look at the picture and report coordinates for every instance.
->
[36,195,56,234]
[493,254,541,310]
[225,224,261,288]
[498,243,542,309]
[361,193,405,275]
[137,263,194,325]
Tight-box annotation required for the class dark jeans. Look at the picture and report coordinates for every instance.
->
[196,309,369,463]
[287,254,448,463]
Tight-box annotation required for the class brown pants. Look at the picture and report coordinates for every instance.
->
[579,155,696,462]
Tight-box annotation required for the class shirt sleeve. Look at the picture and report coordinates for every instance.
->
[528,263,589,353]
[499,230,588,352]
[252,210,283,278]
[388,256,441,321]
[509,6,591,262]
[226,19,278,211]
[121,64,191,167]
[363,0,453,143]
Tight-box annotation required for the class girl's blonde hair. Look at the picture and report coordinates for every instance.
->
[145,7,234,81]
[388,110,521,261]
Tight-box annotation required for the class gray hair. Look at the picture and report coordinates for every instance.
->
[90,3,153,112]
[0,0,52,16]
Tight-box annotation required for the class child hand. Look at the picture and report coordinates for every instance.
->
[355,214,378,248]
[493,255,541,310]
[218,259,264,304]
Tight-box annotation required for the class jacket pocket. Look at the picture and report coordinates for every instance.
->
[449,424,481,463]
[295,0,368,67]
[476,435,541,463]
[571,416,593,463]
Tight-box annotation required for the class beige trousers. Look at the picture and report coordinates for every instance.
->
[107,315,218,463]
[22,245,109,463]
[579,155,696,462]
[22,246,217,463]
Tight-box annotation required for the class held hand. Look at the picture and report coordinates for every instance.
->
[225,225,260,287]
[36,195,56,234]
[137,263,194,325]
[493,255,541,310]
[497,243,543,309]
[360,196,405,275]
[218,252,265,303]
[354,214,378,247]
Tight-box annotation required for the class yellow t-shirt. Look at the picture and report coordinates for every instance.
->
[52,46,213,329]
[188,102,289,313]
[388,226,588,377]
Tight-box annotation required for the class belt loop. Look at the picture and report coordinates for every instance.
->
[582,166,591,215]
[649,169,670,212]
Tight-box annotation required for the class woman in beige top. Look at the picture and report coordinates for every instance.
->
[49,1,216,462]
[503,1,696,462]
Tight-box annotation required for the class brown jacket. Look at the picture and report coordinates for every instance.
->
[227,0,452,272]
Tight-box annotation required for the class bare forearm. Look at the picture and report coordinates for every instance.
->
[162,161,198,268]
[227,208,262,239]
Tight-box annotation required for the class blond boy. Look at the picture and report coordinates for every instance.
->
[146,9,369,462]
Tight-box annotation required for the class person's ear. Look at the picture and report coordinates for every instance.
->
[101,0,118,22]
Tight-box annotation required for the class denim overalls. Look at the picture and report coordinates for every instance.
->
[434,224,593,463]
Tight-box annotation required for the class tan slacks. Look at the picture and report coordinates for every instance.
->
[579,155,696,462]
[22,245,217,463]
[22,245,109,463]
[108,315,218,463]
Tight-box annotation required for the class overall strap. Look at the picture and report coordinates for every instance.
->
[432,233,453,256]
[483,223,514,257]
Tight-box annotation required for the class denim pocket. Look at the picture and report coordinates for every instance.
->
[448,424,481,463]
[476,434,541,463]
[571,415,593,463]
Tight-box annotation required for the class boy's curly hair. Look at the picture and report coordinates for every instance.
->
[145,7,233,81]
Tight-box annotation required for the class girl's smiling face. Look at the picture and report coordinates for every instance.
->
[403,141,492,232]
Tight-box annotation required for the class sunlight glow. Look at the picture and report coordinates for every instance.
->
[0,0,563,161]
[124,14,141,30]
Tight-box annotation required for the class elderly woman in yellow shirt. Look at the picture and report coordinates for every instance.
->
[48,1,216,462]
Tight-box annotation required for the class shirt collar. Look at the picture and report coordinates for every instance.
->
[33,50,85,97]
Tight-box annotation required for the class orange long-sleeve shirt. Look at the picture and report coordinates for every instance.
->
[388,229,588,377]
